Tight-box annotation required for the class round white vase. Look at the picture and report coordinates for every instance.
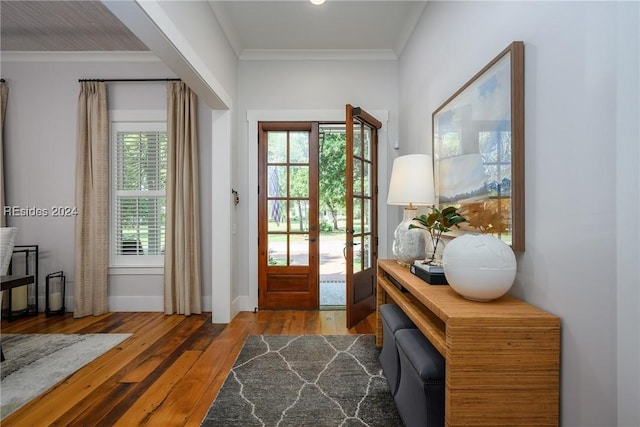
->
[442,233,516,302]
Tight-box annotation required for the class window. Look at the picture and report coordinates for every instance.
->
[110,115,167,267]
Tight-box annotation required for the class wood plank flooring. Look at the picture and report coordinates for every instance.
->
[1,310,376,426]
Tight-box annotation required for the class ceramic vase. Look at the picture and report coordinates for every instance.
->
[442,233,516,302]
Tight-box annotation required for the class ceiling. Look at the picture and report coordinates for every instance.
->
[209,0,427,57]
[1,0,427,57]
[0,1,149,51]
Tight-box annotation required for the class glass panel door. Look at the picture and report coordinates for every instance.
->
[258,123,319,309]
[345,105,380,328]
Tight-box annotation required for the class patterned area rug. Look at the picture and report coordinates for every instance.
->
[0,333,131,419]
[201,334,402,427]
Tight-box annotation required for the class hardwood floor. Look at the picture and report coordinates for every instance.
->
[1,310,376,426]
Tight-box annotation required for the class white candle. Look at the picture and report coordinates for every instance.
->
[11,286,28,311]
[49,292,62,311]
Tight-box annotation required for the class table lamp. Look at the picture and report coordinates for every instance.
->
[387,154,435,266]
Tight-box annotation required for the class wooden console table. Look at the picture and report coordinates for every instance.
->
[376,259,560,426]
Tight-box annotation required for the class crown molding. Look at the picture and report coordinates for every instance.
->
[239,49,398,61]
[0,51,161,63]
[207,0,242,58]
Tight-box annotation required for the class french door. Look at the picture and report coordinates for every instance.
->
[258,122,319,309]
[257,108,381,325]
[345,105,381,328]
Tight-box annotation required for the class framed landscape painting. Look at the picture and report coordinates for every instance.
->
[432,41,525,251]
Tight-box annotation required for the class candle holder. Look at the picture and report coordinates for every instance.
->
[3,245,39,320]
[45,271,66,316]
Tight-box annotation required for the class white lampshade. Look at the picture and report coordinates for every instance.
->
[387,154,435,266]
[387,154,435,207]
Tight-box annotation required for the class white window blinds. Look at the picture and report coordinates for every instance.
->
[111,121,167,266]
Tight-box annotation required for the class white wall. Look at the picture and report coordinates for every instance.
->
[1,54,213,312]
[615,2,640,425]
[151,0,237,105]
[2,0,240,322]
[399,1,639,426]
[104,0,235,110]
[235,58,399,312]
[115,0,240,322]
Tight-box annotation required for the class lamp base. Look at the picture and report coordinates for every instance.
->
[392,208,426,266]
[395,259,412,267]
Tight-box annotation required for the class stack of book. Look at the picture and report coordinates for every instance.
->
[409,260,448,285]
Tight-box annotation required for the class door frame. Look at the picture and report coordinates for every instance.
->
[244,110,390,313]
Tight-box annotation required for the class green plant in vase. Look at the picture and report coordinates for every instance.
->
[410,206,467,266]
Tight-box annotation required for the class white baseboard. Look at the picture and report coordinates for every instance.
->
[111,296,215,313]
[232,295,253,319]
[109,296,164,311]
[36,295,220,315]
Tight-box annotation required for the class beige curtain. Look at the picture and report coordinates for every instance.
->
[164,82,201,315]
[74,81,109,317]
[1,82,8,227]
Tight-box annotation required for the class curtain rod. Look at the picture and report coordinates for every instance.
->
[78,78,181,83]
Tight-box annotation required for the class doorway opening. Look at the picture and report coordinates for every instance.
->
[258,106,379,326]
[318,123,347,309]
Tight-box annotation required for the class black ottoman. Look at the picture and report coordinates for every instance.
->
[379,304,417,396]
[394,329,445,427]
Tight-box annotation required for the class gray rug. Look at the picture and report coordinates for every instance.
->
[0,333,131,419]
[201,334,402,427]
